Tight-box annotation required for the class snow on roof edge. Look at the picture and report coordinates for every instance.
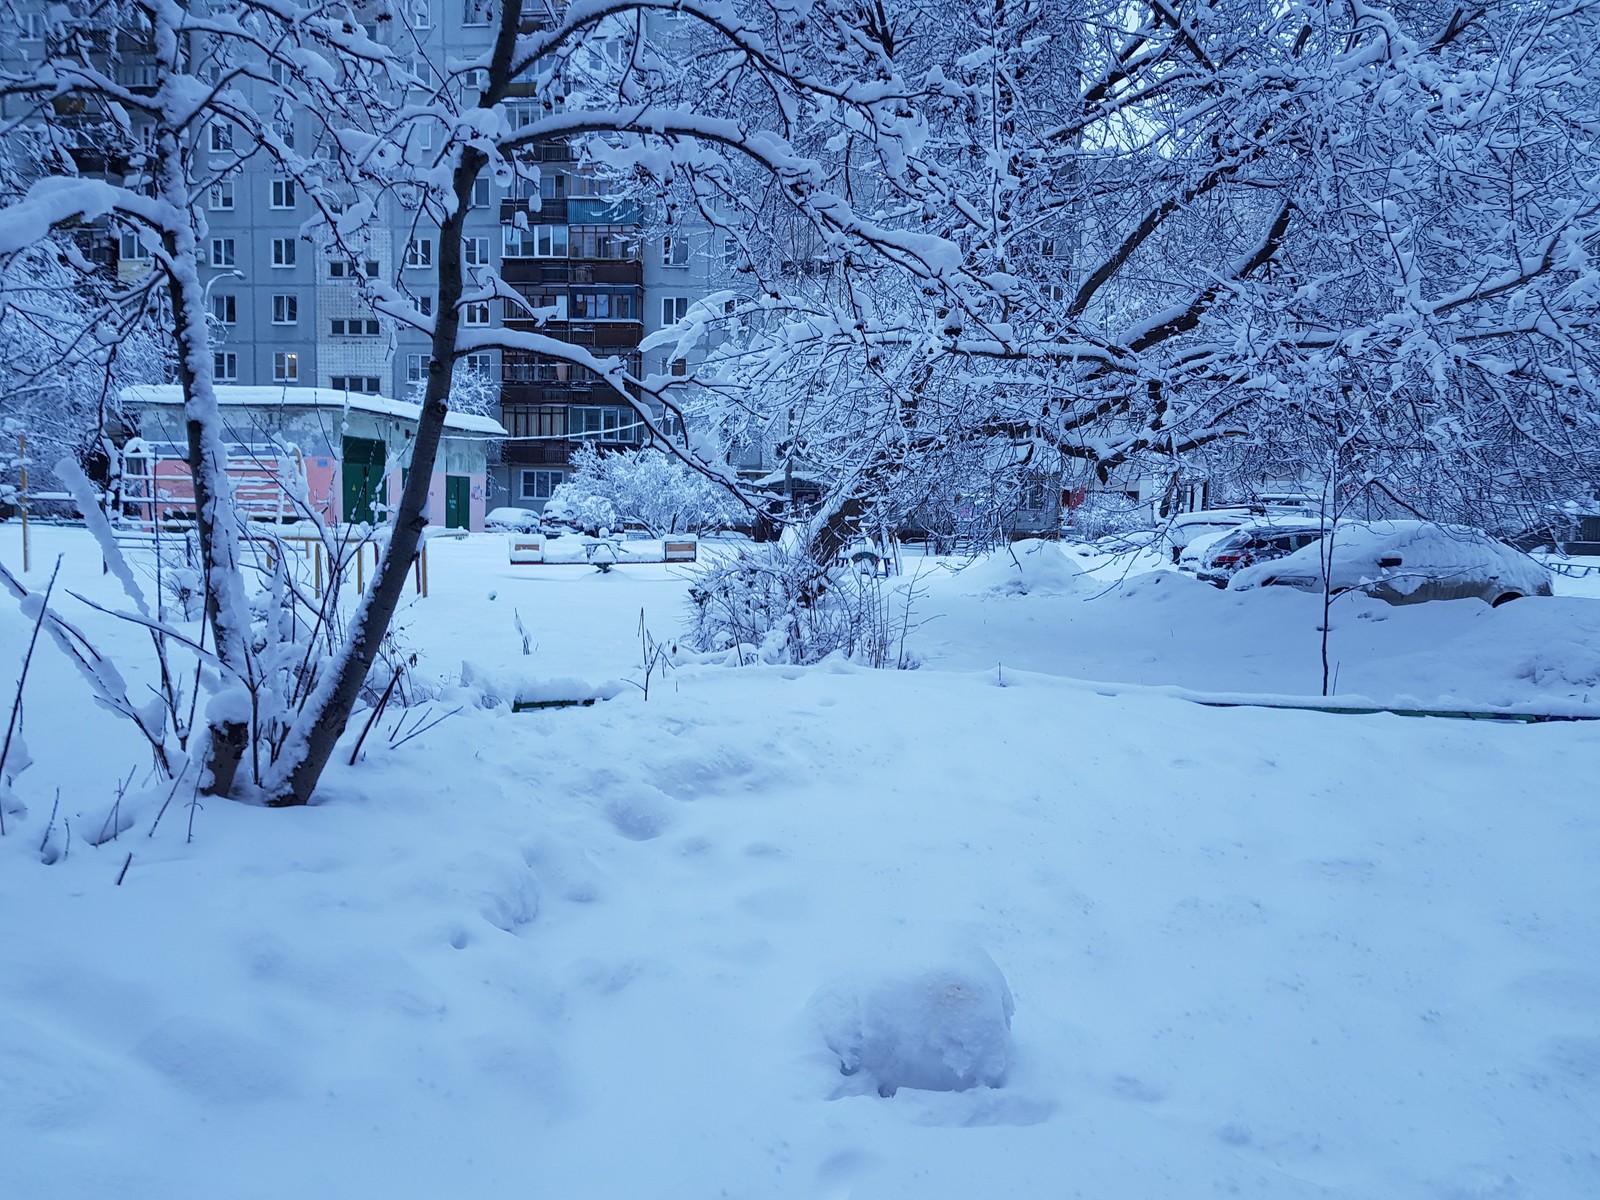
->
[120,384,508,438]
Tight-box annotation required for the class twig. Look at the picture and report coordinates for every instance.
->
[115,852,132,886]
[348,666,402,766]
[38,788,59,855]
[0,556,62,835]
[96,765,137,845]
[186,772,202,844]
[389,706,463,751]
[148,761,192,837]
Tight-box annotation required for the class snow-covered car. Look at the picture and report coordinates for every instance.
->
[1230,521,1553,606]
[1163,508,1257,563]
[1176,524,1248,573]
[1192,521,1329,588]
[485,507,541,533]
[539,515,580,538]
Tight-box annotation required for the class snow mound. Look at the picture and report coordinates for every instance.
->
[808,938,1015,1097]
[459,662,624,708]
[957,540,1084,596]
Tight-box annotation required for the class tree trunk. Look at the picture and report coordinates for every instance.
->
[264,153,487,806]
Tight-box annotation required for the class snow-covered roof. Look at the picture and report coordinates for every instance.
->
[120,384,508,438]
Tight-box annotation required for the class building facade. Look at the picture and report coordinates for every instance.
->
[4,3,727,513]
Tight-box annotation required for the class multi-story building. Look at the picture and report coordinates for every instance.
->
[5,2,728,513]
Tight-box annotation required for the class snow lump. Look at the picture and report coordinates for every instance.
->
[808,939,1015,1097]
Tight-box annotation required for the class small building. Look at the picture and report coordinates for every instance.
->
[118,385,506,531]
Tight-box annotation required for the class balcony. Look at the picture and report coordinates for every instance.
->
[570,261,642,286]
[501,196,570,224]
[568,198,643,225]
[501,258,571,285]
[501,438,573,467]
[562,321,644,347]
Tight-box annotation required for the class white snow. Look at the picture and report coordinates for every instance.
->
[1,526,1598,1199]
[120,384,509,437]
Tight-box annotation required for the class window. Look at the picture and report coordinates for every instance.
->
[271,238,297,267]
[409,1,432,28]
[270,179,296,209]
[502,225,567,258]
[271,294,298,324]
[273,351,299,382]
[210,238,236,267]
[210,294,237,325]
[658,355,687,378]
[214,352,238,381]
[405,238,433,269]
[570,406,633,442]
[661,296,689,325]
[568,224,636,261]
[1044,283,1067,303]
[268,59,290,86]
[331,375,381,393]
[21,13,44,39]
[119,232,150,261]
[469,177,490,209]
[272,115,295,149]
[571,290,639,320]
[329,259,381,279]
[208,122,233,153]
[405,55,436,89]
[1041,238,1058,259]
[405,354,429,384]
[417,295,433,316]
[520,469,563,501]
[331,318,382,336]
[207,180,234,210]
[502,405,566,438]
[463,301,491,325]
[662,235,689,267]
[507,291,566,321]
[722,237,739,269]
[463,237,490,267]
[464,0,494,26]
[463,352,493,377]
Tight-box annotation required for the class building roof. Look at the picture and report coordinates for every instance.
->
[120,385,508,438]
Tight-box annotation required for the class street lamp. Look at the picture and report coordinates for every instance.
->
[201,267,244,334]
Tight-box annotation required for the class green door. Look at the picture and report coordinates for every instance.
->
[341,437,387,527]
[445,475,470,530]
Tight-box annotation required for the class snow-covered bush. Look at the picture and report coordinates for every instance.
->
[808,941,1015,1098]
[684,541,918,668]
[1067,491,1150,542]
[552,444,744,536]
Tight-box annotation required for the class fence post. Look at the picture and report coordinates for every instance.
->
[18,434,29,574]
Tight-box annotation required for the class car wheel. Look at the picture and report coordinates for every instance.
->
[1490,592,1522,607]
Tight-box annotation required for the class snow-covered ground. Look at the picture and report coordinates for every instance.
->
[3,526,1598,1199]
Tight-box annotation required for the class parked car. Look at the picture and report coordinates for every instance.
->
[1164,508,1257,563]
[1230,521,1553,606]
[485,507,541,533]
[1163,503,1322,563]
[1191,521,1329,587]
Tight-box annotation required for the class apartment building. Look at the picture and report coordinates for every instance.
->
[5,3,727,511]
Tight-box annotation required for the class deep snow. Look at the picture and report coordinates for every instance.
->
[2,526,1597,1199]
